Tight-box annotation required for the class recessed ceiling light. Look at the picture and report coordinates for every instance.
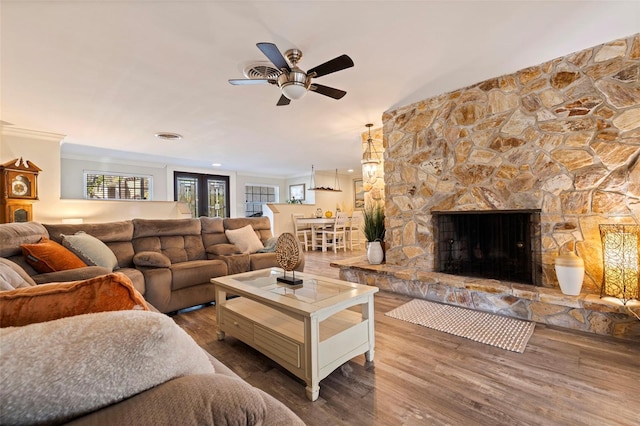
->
[347,169,354,173]
[154,132,182,140]
[211,163,222,167]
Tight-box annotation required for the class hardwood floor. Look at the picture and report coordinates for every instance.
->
[173,248,640,425]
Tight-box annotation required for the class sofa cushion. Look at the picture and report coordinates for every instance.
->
[0,310,215,425]
[44,221,135,268]
[132,219,207,263]
[206,243,242,256]
[0,258,36,290]
[224,217,274,243]
[21,237,87,273]
[133,251,171,268]
[225,225,264,254]
[249,252,280,271]
[62,231,120,271]
[200,217,228,247]
[0,222,49,258]
[170,260,227,291]
[115,267,146,296]
[0,273,149,327]
[64,374,305,426]
[210,253,250,275]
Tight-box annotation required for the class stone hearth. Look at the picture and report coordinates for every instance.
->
[331,257,640,342]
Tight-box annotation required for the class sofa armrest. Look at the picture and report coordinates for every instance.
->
[32,266,112,284]
[133,251,171,268]
[207,249,250,275]
[205,244,242,256]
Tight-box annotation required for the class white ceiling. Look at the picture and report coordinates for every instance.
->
[2,1,639,177]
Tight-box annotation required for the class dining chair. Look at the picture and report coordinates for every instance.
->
[291,213,311,251]
[347,211,363,250]
[321,212,347,252]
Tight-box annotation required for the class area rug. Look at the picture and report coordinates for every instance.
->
[385,299,535,353]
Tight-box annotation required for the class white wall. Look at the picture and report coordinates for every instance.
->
[1,127,63,210]
[1,127,193,222]
[1,126,362,223]
[263,203,319,236]
[284,171,358,215]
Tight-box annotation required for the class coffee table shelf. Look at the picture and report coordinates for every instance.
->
[212,268,378,401]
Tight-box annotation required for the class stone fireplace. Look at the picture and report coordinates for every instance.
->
[433,210,541,285]
[335,34,639,340]
[381,34,640,295]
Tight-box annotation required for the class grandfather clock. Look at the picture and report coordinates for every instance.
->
[0,158,41,223]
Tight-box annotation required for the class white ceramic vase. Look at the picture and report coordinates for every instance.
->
[554,251,584,296]
[367,241,384,265]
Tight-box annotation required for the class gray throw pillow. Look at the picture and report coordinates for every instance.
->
[61,231,119,272]
[257,236,278,253]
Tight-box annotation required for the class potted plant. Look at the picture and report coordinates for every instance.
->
[362,203,385,264]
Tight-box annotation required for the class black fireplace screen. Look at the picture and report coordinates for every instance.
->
[433,210,541,285]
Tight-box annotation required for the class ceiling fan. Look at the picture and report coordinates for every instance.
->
[229,42,354,106]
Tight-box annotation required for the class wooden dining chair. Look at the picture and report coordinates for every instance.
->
[291,213,311,251]
[347,211,363,250]
[321,212,348,252]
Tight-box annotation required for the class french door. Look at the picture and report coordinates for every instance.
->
[174,172,230,218]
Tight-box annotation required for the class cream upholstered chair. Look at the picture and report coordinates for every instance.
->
[320,212,347,253]
[291,213,311,251]
[347,211,363,250]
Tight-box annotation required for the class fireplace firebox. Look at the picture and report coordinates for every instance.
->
[433,210,542,285]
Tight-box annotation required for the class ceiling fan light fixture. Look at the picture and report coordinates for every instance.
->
[231,42,353,106]
[281,82,308,100]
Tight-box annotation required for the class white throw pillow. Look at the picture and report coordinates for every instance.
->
[225,225,264,254]
[61,231,119,271]
[0,310,214,425]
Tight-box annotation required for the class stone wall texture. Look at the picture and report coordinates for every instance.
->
[381,34,640,293]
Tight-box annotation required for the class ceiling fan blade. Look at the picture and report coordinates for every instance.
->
[276,95,291,106]
[307,54,354,78]
[256,42,291,72]
[310,84,347,100]
[228,79,273,85]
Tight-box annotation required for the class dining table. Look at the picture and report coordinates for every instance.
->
[295,217,337,251]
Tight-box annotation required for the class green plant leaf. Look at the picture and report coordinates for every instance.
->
[362,203,386,242]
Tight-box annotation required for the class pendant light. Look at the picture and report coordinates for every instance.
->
[309,165,342,192]
[362,123,380,178]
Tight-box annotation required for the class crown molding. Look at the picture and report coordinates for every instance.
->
[1,126,65,142]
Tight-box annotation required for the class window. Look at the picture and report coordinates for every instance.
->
[245,185,277,217]
[84,171,152,200]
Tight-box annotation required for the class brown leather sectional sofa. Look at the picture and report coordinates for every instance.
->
[0,216,303,313]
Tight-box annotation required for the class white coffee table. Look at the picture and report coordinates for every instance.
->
[211,268,378,401]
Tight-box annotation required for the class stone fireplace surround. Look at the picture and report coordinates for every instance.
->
[341,34,640,341]
[432,209,541,286]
